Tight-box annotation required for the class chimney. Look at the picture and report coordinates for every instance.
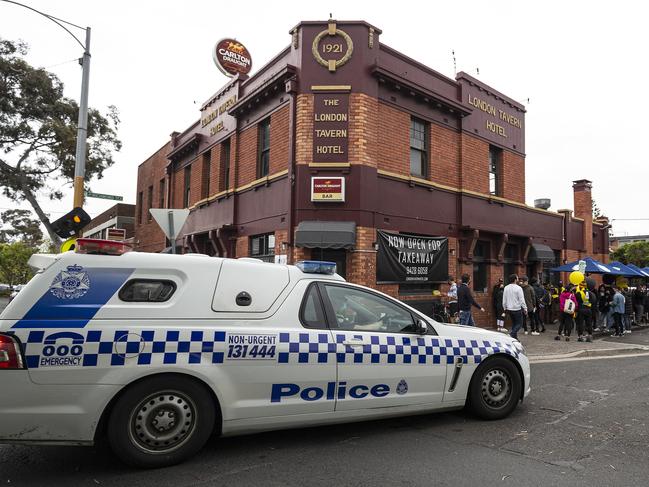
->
[573,179,593,254]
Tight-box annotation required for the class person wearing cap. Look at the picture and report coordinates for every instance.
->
[520,276,539,335]
[575,281,594,342]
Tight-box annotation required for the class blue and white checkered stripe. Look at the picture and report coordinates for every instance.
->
[23,329,226,369]
[277,332,518,365]
[19,329,518,369]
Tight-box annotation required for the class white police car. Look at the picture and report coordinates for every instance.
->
[0,238,530,468]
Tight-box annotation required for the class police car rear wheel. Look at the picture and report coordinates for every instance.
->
[107,376,215,468]
[468,357,521,420]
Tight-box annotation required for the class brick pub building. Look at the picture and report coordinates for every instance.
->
[134,19,609,327]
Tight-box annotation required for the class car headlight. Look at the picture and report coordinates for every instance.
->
[512,339,526,356]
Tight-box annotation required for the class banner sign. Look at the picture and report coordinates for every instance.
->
[377,230,448,284]
[311,176,345,202]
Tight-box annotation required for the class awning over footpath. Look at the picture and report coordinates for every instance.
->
[527,243,555,262]
[295,221,356,250]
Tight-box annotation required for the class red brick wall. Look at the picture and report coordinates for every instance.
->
[377,103,409,174]
[431,124,460,188]
[460,133,490,195]
[502,150,525,203]
[237,126,258,186]
[135,142,170,253]
[349,94,378,167]
[296,94,314,165]
[235,236,248,258]
[269,105,290,174]
[189,157,201,206]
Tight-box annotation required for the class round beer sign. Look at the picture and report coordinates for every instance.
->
[213,38,252,77]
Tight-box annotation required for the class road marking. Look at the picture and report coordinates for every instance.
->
[532,351,649,364]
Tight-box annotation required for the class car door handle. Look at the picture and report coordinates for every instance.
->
[342,339,368,347]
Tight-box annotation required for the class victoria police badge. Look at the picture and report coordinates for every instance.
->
[49,264,90,300]
[396,379,408,395]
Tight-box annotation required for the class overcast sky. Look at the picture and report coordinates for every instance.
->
[1,0,647,237]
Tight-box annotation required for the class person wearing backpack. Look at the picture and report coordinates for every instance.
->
[556,285,578,341]
[575,281,594,342]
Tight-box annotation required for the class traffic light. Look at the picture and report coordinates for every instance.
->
[50,207,91,238]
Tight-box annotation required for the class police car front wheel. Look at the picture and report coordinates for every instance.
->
[107,376,216,468]
[467,357,522,420]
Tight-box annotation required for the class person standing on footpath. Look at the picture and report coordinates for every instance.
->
[531,278,547,332]
[633,284,646,325]
[457,273,485,326]
[520,276,538,335]
[556,284,578,341]
[575,281,594,342]
[502,274,527,339]
[446,276,458,323]
[492,277,504,330]
[611,286,626,337]
[494,280,506,333]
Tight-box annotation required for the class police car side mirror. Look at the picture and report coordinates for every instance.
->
[415,319,428,335]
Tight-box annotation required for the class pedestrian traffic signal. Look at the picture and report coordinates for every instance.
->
[50,207,91,238]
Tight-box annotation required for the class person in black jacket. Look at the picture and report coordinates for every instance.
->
[531,278,547,332]
[457,273,485,326]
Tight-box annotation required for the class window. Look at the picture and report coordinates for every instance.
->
[398,283,440,296]
[220,138,231,192]
[257,118,271,178]
[250,233,275,262]
[147,185,153,221]
[503,243,518,282]
[323,284,416,334]
[410,117,427,178]
[159,178,165,208]
[300,283,327,329]
[489,145,502,196]
[119,279,176,302]
[201,151,211,199]
[137,191,143,224]
[473,241,488,293]
[183,165,191,207]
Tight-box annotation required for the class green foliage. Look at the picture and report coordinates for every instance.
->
[611,241,649,268]
[0,209,43,247]
[0,38,121,245]
[0,241,36,287]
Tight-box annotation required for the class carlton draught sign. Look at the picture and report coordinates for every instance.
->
[213,38,252,77]
[377,230,448,284]
[311,176,345,202]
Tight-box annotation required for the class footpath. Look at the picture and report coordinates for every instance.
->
[515,320,649,363]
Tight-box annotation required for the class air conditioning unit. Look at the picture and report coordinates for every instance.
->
[534,198,551,210]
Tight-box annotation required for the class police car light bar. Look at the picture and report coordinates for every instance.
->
[75,238,133,256]
[296,260,337,275]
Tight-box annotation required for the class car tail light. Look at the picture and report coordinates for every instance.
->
[75,238,132,255]
[0,333,25,369]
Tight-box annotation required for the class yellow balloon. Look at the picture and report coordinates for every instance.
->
[569,271,584,285]
[615,276,628,289]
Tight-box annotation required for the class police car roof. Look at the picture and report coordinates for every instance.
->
[30,251,345,282]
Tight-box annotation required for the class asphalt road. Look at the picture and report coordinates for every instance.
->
[1,353,648,487]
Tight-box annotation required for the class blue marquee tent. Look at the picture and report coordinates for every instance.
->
[626,263,649,278]
[608,261,645,277]
[551,257,614,274]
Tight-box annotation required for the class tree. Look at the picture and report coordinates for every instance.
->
[611,241,649,268]
[0,241,36,287]
[592,199,602,219]
[0,209,43,247]
[0,38,121,247]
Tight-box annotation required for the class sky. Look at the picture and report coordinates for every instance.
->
[1,0,648,237]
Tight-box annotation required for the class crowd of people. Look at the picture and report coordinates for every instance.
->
[491,275,649,341]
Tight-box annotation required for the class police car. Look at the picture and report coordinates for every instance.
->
[0,238,530,468]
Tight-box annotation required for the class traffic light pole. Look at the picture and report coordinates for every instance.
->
[73,27,91,209]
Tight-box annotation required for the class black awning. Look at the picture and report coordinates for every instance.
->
[295,221,356,249]
[528,243,555,262]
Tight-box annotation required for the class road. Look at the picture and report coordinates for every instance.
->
[1,350,648,487]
